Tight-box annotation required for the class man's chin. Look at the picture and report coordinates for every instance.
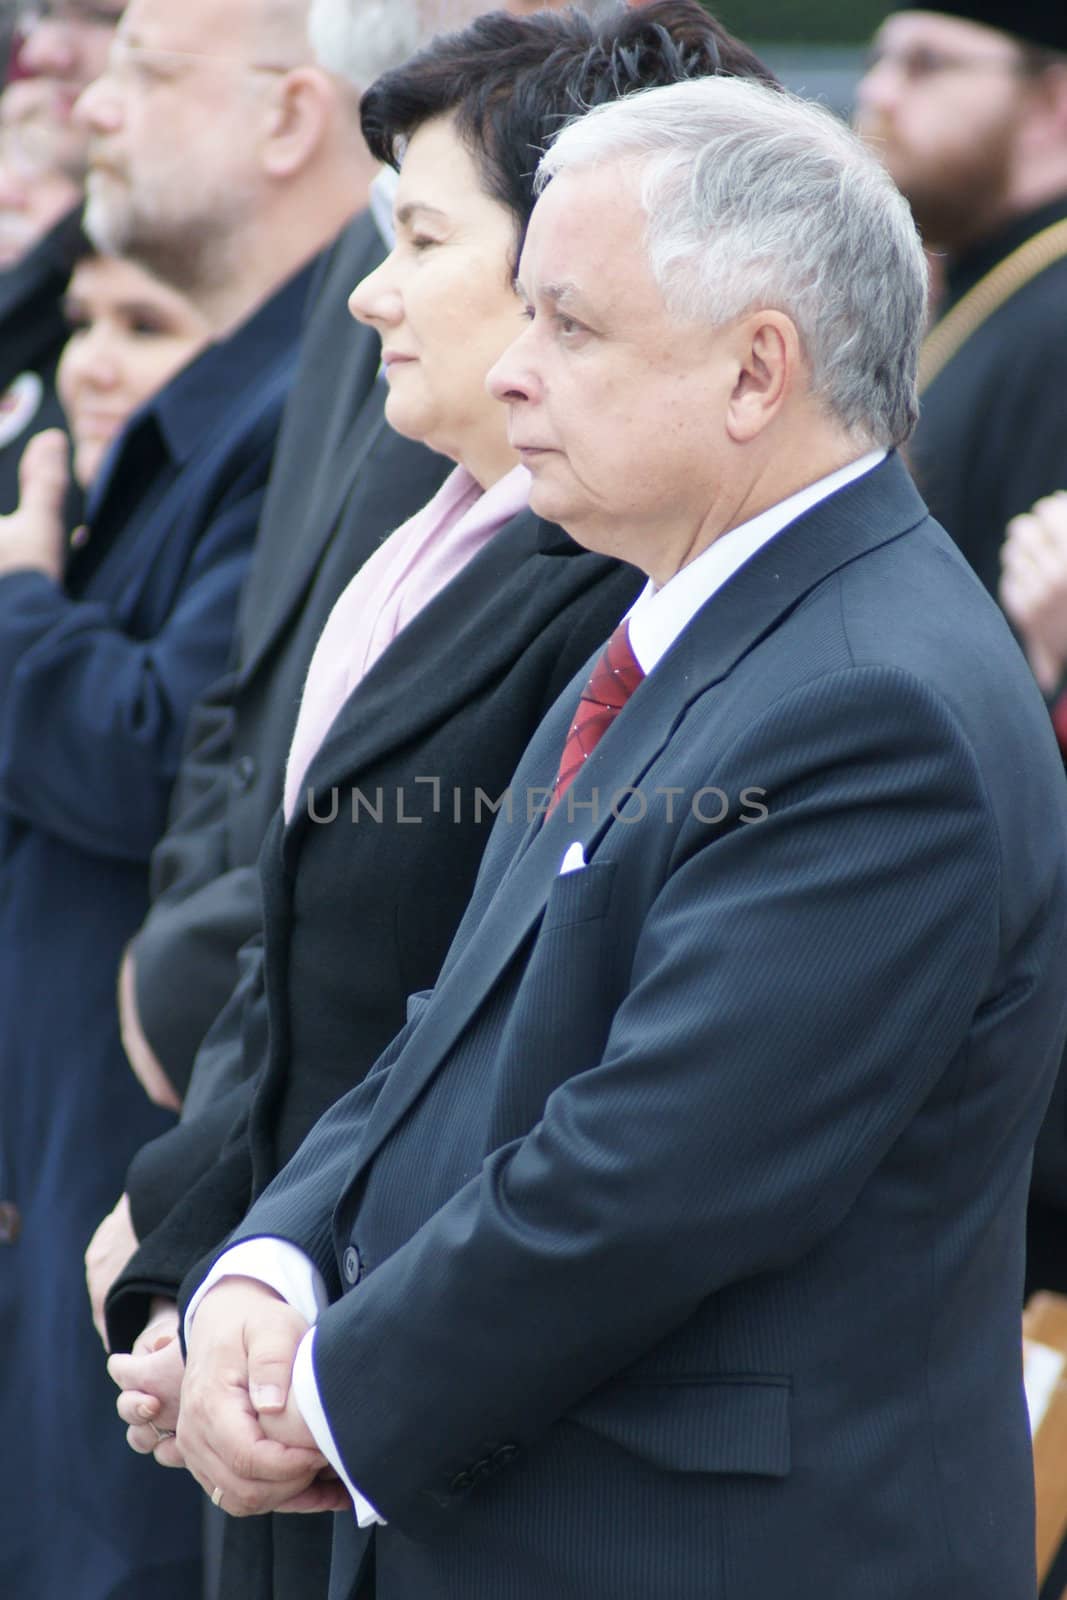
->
[83,190,130,258]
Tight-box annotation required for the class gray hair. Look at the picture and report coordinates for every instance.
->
[309,1,472,88]
[309,1,618,90]
[539,76,928,449]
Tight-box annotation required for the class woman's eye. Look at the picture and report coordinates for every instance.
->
[131,318,167,336]
[62,301,89,332]
[409,235,438,252]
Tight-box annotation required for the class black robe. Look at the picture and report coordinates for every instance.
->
[909,194,1067,599]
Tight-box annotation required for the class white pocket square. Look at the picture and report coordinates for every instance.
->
[559,842,587,876]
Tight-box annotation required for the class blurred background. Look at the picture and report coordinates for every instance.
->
[703,0,882,113]
[0,1,881,116]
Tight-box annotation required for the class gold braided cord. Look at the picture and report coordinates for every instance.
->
[917,218,1067,396]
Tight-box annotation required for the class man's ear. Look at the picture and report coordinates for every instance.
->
[260,67,333,179]
[724,311,801,444]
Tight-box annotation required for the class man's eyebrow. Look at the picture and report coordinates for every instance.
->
[395,202,449,227]
[513,279,586,308]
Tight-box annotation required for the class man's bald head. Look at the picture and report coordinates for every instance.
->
[309,0,620,90]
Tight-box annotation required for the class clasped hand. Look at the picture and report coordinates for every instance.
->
[108,1298,186,1467]
[174,1277,350,1516]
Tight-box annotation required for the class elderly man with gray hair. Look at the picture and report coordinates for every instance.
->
[173,72,1067,1600]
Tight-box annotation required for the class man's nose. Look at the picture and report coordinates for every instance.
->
[855,54,900,118]
[486,330,540,406]
[72,72,120,134]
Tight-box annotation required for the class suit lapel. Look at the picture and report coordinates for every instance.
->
[282,513,583,857]
[344,454,930,1175]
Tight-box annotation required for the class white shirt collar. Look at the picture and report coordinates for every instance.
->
[627,450,887,676]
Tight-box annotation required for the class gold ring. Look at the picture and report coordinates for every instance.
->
[150,1423,176,1443]
[210,1485,224,1509]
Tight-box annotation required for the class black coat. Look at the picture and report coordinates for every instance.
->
[109,508,643,1600]
[129,211,452,1100]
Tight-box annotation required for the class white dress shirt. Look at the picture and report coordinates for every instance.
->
[185,446,887,1526]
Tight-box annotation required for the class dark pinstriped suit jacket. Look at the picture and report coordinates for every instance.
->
[205,455,1067,1600]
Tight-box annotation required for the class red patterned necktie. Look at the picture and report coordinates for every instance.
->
[546,620,645,819]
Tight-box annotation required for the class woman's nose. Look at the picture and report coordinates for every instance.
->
[71,329,121,390]
[348,255,403,328]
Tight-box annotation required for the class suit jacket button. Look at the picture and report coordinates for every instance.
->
[233,755,256,791]
[449,1470,474,1494]
[342,1245,363,1285]
[0,1202,21,1244]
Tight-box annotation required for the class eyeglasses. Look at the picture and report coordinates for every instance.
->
[102,37,295,85]
[17,2,125,28]
[862,45,1036,85]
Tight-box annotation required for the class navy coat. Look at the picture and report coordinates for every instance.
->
[0,258,314,1600]
[214,457,1067,1600]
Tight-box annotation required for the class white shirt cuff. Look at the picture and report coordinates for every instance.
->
[183,1237,385,1528]
[183,1237,328,1337]
[293,1328,385,1527]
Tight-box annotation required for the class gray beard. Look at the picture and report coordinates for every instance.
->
[83,181,233,301]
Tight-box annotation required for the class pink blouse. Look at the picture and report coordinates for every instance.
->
[283,462,530,821]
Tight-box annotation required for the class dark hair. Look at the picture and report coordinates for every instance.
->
[360,2,779,258]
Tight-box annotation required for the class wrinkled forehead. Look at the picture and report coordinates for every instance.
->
[519,161,659,309]
[524,161,636,252]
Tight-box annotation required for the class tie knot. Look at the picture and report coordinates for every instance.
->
[546,620,645,818]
